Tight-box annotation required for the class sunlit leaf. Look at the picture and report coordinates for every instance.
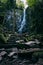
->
[1,0,7,3]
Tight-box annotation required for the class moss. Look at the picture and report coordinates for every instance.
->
[0,34,11,43]
[32,51,43,58]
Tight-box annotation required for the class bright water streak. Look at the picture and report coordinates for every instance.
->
[18,0,28,33]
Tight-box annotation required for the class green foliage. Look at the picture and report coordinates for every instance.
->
[27,0,42,7]
[0,0,16,43]
[6,0,15,9]
[27,0,37,7]
[16,0,24,8]
[0,34,11,43]
[26,0,43,38]
[0,0,7,3]
[32,51,43,58]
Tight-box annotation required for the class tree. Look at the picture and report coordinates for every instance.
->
[27,0,42,7]
[6,0,15,10]
[26,0,43,39]
[0,0,16,43]
[16,0,24,9]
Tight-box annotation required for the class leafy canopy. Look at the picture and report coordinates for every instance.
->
[27,0,41,7]
[0,0,7,3]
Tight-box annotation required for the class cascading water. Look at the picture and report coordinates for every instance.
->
[3,9,14,32]
[18,0,28,33]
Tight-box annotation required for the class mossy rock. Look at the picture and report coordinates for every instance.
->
[32,51,43,58]
[31,51,43,63]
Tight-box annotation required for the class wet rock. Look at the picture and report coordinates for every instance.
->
[37,58,43,65]
[8,52,15,57]
[0,51,7,56]
[0,56,2,61]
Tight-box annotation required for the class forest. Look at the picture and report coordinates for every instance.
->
[0,0,43,42]
[0,0,43,65]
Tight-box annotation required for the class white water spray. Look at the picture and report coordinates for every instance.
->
[18,0,28,33]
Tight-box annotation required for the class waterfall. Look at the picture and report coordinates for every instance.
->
[18,8,26,33]
[4,9,14,32]
[18,0,28,33]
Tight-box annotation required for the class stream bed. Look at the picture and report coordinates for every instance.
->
[0,48,43,65]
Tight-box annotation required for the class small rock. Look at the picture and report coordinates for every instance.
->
[0,56,2,61]
[8,52,15,57]
[13,56,18,59]
[0,51,7,56]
